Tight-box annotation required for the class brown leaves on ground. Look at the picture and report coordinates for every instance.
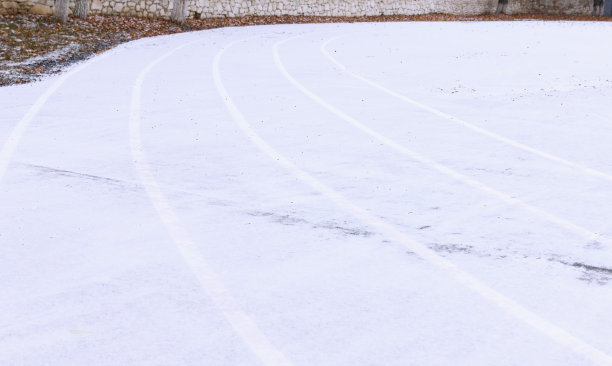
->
[0,14,186,85]
[0,13,609,86]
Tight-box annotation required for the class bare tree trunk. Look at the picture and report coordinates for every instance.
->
[53,0,69,22]
[594,0,607,16]
[605,0,612,16]
[171,0,188,24]
[74,0,89,19]
[495,0,508,14]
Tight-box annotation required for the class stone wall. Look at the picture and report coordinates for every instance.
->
[0,0,596,17]
[188,0,497,18]
[507,0,591,14]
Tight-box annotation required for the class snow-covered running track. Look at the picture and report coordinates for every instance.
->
[1,22,612,366]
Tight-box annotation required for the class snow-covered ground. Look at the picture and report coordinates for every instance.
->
[1,21,612,365]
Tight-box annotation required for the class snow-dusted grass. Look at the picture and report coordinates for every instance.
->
[1,21,612,365]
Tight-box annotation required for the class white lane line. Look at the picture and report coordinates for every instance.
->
[130,39,294,366]
[213,36,612,366]
[320,35,612,184]
[273,36,612,248]
[0,48,117,186]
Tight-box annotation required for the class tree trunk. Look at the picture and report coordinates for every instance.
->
[74,0,89,19]
[605,0,612,16]
[495,0,508,14]
[53,0,69,23]
[171,0,188,24]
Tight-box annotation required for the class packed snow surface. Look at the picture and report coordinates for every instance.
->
[1,21,612,365]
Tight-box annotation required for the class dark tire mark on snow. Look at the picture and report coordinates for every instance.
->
[315,222,374,237]
[247,210,374,237]
[24,163,136,189]
[247,211,307,225]
[250,215,611,285]
[567,262,612,274]
[429,242,474,255]
[560,261,612,285]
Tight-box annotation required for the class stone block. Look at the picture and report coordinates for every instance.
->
[30,3,53,13]
[91,0,103,10]
[2,1,18,8]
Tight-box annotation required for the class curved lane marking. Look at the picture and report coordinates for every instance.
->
[273,36,612,248]
[130,38,294,366]
[0,48,119,186]
[213,35,612,366]
[320,35,612,184]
